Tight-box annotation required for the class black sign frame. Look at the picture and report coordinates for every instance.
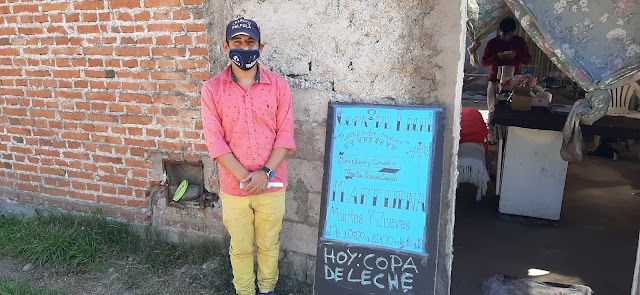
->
[313,102,446,295]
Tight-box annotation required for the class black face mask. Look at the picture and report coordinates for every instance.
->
[229,48,260,71]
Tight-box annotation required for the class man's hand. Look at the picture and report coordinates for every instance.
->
[240,171,269,195]
[498,50,515,60]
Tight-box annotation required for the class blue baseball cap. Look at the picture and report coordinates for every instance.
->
[226,17,261,42]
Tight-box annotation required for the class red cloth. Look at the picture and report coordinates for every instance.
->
[460,108,489,154]
[481,35,532,82]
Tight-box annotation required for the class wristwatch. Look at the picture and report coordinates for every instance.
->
[260,166,276,180]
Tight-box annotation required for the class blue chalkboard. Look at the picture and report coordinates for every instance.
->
[315,103,444,294]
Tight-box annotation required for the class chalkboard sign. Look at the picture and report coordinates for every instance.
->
[314,103,445,295]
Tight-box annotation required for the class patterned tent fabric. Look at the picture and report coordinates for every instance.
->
[467,0,640,160]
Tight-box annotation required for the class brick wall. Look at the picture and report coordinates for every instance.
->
[0,0,212,223]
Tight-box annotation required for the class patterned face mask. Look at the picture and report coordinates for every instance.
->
[229,48,260,71]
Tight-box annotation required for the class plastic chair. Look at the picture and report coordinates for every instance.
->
[593,82,640,147]
[606,82,640,116]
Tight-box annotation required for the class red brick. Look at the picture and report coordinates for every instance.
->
[124,138,155,147]
[97,195,127,206]
[152,48,186,57]
[144,0,180,8]
[177,60,196,69]
[0,69,21,76]
[63,151,91,161]
[19,15,34,23]
[52,47,81,55]
[50,15,64,23]
[43,3,69,11]
[120,93,152,103]
[133,11,150,21]
[122,59,138,68]
[105,59,120,67]
[190,72,211,80]
[24,47,48,55]
[41,37,55,45]
[0,48,20,56]
[26,70,50,77]
[125,126,142,135]
[91,102,107,111]
[175,36,192,45]
[68,171,95,180]
[148,23,183,32]
[13,4,39,13]
[47,26,68,34]
[152,11,170,20]
[84,70,107,78]
[121,116,152,125]
[94,155,124,164]
[99,175,126,185]
[110,0,141,9]
[189,47,208,56]
[124,158,153,168]
[86,92,116,101]
[88,59,104,67]
[99,13,112,21]
[0,27,17,35]
[82,13,98,22]
[150,72,185,80]
[59,111,87,121]
[116,47,149,56]
[5,108,27,116]
[184,0,204,4]
[26,90,53,98]
[160,83,196,92]
[83,47,114,55]
[118,71,148,80]
[78,25,107,34]
[155,35,172,45]
[52,70,80,78]
[117,12,133,21]
[74,1,105,10]
[108,103,124,112]
[61,131,89,140]
[164,128,180,138]
[34,15,50,23]
[40,167,66,177]
[186,23,205,32]
[71,59,87,66]
[172,10,190,20]
[56,91,83,99]
[18,27,44,35]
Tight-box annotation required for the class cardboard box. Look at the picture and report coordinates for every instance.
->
[510,86,533,111]
[511,95,532,111]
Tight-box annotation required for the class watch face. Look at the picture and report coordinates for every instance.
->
[262,167,276,180]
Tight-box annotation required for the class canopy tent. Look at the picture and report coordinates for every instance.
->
[466,0,640,160]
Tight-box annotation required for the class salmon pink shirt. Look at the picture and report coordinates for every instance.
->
[201,65,296,196]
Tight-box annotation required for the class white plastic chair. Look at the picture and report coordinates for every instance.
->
[606,82,640,116]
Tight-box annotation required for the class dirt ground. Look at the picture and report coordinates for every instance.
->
[0,256,234,295]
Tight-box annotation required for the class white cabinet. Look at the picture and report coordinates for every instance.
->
[497,126,568,220]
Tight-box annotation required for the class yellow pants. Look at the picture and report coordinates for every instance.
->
[220,190,286,295]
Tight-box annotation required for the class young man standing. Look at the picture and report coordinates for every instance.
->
[201,17,296,295]
[482,17,531,143]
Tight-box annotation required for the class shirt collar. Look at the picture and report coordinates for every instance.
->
[229,64,261,83]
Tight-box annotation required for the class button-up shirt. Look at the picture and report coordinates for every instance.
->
[201,65,296,196]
